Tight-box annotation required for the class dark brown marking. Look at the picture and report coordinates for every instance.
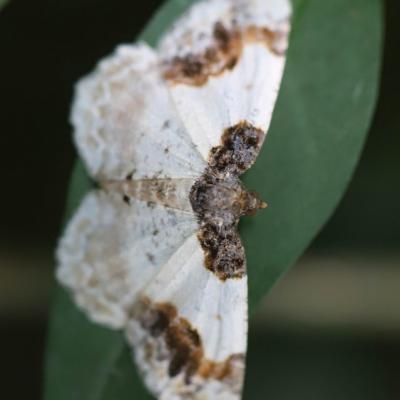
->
[123,194,131,205]
[213,22,231,51]
[133,297,244,385]
[146,253,155,263]
[210,122,264,175]
[134,298,177,337]
[162,120,171,129]
[190,121,266,280]
[126,171,134,180]
[163,21,285,86]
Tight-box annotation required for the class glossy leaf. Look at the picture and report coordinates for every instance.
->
[45,0,383,399]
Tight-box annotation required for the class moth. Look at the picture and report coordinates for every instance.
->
[56,0,291,399]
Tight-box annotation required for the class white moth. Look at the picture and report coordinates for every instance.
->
[56,0,291,399]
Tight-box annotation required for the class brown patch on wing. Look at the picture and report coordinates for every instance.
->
[133,297,244,386]
[210,121,264,175]
[163,22,285,86]
[198,354,245,382]
[197,225,246,280]
[244,26,288,56]
[189,122,266,280]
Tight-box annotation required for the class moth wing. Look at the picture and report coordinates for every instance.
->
[126,234,247,400]
[158,0,291,161]
[56,189,198,329]
[71,43,206,182]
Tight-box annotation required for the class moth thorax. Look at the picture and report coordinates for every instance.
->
[190,174,266,224]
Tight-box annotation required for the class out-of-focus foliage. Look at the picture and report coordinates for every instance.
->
[45,0,383,399]
[0,0,9,10]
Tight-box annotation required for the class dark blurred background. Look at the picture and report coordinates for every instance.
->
[0,0,398,399]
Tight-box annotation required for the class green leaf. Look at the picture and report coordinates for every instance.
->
[0,0,9,11]
[44,0,383,399]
